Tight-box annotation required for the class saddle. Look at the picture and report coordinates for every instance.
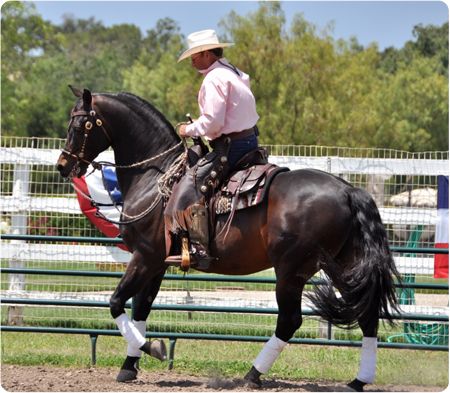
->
[210,149,289,239]
[214,162,289,215]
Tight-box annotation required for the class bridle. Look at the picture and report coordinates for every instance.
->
[61,99,111,171]
[62,98,184,172]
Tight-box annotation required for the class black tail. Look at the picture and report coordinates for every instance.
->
[307,186,401,331]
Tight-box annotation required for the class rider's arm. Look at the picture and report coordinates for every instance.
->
[184,77,229,140]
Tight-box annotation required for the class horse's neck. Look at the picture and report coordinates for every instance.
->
[100,97,181,198]
[115,149,181,199]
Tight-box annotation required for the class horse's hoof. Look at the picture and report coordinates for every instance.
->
[116,356,140,382]
[347,378,366,392]
[140,339,167,361]
[244,366,262,388]
[116,368,137,382]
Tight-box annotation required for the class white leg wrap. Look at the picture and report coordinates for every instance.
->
[357,336,378,383]
[253,334,288,374]
[115,314,146,351]
[127,320,147,357]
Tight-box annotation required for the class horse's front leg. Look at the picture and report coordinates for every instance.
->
[115,267,167,382]
[109,252,166,381]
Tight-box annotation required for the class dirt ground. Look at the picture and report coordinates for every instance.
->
[0,365,444,392]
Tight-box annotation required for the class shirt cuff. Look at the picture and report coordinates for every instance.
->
[185,123,199,137]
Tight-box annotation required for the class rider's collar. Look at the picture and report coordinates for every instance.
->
[197,58,231,75]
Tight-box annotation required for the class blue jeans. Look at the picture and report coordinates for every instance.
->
[227,134,258,168]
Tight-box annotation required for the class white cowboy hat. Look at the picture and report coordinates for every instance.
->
[178,29,234,62]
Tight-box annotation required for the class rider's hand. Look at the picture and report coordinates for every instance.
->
[179,124,188,137]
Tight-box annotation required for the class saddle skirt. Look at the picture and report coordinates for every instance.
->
[213,163,289,215]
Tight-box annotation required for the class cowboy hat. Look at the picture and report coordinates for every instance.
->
[178,29,234,62]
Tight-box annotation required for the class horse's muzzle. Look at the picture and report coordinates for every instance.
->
[56,154,86,178]
[56,154,71,177]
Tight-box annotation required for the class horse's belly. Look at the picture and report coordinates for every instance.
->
[205,212,271,275]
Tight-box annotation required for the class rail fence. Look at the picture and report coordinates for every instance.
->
[0,137,448,366]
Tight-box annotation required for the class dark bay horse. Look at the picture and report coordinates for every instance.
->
[57,87,400,391]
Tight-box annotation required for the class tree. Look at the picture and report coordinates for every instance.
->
[380,22,448,75]
[2,8,143,137]
[123,18,199,125]
[412,22,449,72]
[1,2,447,150]
[1,1,59,136]
[373,57,448,151]
[220,2,287,144]
[54,15,142,91]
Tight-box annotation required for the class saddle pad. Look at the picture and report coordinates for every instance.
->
[214,164,289,215]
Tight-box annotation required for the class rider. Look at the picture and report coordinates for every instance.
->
[164,29,260,266]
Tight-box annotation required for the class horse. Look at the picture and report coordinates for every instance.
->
[56,86,401,391]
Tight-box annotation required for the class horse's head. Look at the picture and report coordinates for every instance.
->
[57,86,112,178]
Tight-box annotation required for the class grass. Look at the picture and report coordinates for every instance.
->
[1,332,448,387]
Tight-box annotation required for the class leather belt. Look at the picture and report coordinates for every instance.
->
[214,126,257,143]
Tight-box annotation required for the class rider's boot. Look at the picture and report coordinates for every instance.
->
[165,203,215,268]
[189,203,215,264]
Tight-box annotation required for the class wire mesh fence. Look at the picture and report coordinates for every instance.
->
[0,137,448,348]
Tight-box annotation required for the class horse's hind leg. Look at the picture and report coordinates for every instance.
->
[325,244,379,392]
[116,268,167,382]
[346,315,379,391]
[245,270,307,387]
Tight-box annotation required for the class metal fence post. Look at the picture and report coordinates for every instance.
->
[89,334,98,365]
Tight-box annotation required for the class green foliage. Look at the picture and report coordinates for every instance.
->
[1,3,448,150]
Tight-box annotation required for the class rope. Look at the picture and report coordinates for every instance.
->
[157,151,188,199]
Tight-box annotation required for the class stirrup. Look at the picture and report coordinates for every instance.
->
[165,250,216,271]
[164,234,216,271]
[164,253,216,269]
[164,236,195,271]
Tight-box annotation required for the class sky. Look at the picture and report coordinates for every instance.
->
[32,1,449,50]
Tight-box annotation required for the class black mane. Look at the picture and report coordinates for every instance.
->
[104,91,175,132]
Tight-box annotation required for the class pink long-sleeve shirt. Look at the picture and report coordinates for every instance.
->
[185,58,259,141]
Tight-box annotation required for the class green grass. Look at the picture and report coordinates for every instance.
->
[1,332,448,387]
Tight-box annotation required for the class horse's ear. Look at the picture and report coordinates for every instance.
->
[68,85,82,98]
[82,89,92,110]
